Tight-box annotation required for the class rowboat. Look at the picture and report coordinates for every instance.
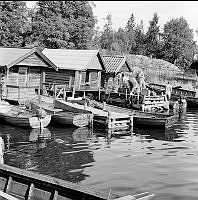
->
[132,111,177,128]
[54,99,92,114]
[54,99,133,130]
[51,112,93,127]
[63,99,178,128]
[30,101,93,127]
[0,164,154,200]
[0,106,51,129]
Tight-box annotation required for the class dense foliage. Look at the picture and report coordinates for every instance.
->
[0,1,197,69]
[161,17,196,69]
[0,1,29,47]
[31,1,95,49]
[0,1,95,49]
[94,13,197,70]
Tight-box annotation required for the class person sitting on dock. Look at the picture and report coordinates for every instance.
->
[165,82,172,100]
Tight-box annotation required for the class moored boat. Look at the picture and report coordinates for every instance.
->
[0,164,154,200]
[51,112,93,127]
[65,99,178,128]
[30,101,93,127]
[0,100,13,113]
[0,106,51,129]
[54,99,133,130]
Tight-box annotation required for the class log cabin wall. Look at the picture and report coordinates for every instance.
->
[76,52,103,91]
[41,49,104,93]
[45,68,75,89]
[76,70,101,91]
[7,66,41,86]
[4,52,55,103]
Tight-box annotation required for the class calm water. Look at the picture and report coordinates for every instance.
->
[2,109,198,200]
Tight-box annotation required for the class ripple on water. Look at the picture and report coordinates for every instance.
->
[3,110,198,200]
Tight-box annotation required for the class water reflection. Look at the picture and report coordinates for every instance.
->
[133,127,179,142]
[72,127,96,142]
[3,109,198,200]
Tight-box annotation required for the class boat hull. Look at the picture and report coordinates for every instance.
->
[90,101,178,128]
[0,164,154,200]
[51,112,93,127]
[0,112,51,129]
[30,101,93,127]
[54,99,91,114]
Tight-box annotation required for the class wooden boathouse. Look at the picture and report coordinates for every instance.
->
[101,55,131,92]
[0,47,58,104]
[42,49,105,98]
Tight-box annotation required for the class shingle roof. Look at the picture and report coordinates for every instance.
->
[42,49,103,71]
[101,55,129,73]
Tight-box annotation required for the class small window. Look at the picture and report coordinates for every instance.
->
[85,71,90,83]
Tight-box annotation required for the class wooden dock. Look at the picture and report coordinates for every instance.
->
[94,110,133,131]
[54,99,133,132]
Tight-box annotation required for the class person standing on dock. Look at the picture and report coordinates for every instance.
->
[122,73,129,88]
[165,82,172,100]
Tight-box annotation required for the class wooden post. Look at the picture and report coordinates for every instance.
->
[53,85,57,107]
[72,71,79,98]
[89,114,94,129]
[98,71,101,101]
[27,183,35,200]
[98,87,101,101]
[39,118,44,134]
[107,111,112,129]
[40,68,45,94]
[130,116,133,130]
[84,100,87,110]
[83,91,86,99]
[38,85,41,104]
[72,86,75,98]
[125,88,127,99]
[103,101,106,111]
[0,137,4,164]
[63,85,66,100]
[18,86,20,104]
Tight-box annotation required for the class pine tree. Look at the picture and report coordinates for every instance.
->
[145,13,161,58]
[133,20,146,55]
[125,13,136,53]
[99,14,114,52]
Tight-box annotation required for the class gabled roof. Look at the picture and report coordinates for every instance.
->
[42,49,103,71]
[101,55,130,73]
[0,48,30,67]
[0,47,58,70]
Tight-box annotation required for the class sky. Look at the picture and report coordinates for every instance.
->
[26,1,198,43]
